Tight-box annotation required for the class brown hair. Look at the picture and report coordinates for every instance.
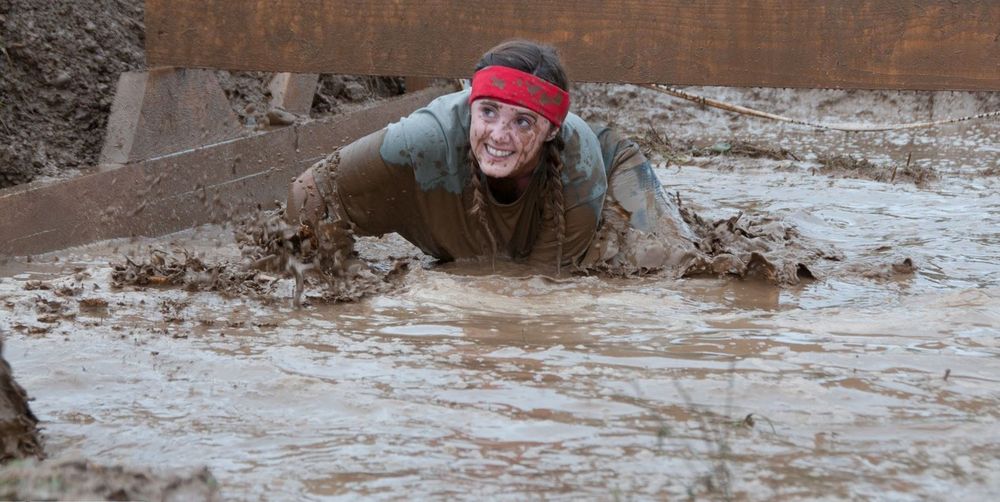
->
[468,40,569,273]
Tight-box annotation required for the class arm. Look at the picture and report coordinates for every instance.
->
[284,129,412,236]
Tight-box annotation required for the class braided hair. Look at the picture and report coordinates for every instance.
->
[469,40,569,273]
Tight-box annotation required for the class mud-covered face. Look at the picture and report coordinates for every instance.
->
[470,99,558,181]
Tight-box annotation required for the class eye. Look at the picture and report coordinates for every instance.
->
[515,115,535,129]
[479,104,498,118]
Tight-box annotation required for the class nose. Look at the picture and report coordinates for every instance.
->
[487,119,515,143]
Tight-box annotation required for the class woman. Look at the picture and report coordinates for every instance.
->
[286,40,698,275]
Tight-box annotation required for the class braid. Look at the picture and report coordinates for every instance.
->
[472,40,571,274]
[467,149,499,269]
[545,135,567,275]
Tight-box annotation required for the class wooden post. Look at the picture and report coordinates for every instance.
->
[268,72,320,116]
[99,68,244,169]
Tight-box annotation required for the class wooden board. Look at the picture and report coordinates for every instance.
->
[0,87,450,257]
[146,0,1000,91]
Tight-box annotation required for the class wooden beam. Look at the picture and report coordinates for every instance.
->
[0,87,451,257]
[146,0,1000,91]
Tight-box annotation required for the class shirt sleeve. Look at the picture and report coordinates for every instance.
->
[523,114,608,268]
[311,128,420,237]
[379,93,471,195]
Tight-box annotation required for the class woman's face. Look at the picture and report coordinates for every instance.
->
[470,99,557,181]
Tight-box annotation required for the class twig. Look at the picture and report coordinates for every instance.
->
[0,44,12,65]
[891,152,911,184]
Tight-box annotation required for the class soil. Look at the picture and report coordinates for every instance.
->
[0,0,145,188]
[574,83,1000,183]
[0,339,41,463]
[0,459,219,501]
[218,71,404,130]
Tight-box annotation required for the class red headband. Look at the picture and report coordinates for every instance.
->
[469,66,570,128]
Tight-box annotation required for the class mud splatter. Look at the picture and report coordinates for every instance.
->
[677,196,843,284]
[693,140,800,161]
[583,193,842,285]
[843,254,918,279]
[235,209,413,305]
[109,208,414,306]
[818,154,937,185]
[110,247,271,296]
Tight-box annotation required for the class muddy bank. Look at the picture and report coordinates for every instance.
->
[218,71,405,129]
[575,83,1000,183]
[0,339,41,463]
[636,131,941,186]
[0,0,145,188]
[0,459,219,501]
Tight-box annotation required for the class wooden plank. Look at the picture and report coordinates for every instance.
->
[0,86,451,257]
[146,0,1000,91]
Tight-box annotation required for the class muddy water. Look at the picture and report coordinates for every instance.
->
[4,89,1000,500]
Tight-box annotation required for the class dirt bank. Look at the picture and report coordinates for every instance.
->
[0,459,219,501]
[0,339,41,463]
[574,83,1000,183]
[0,0,145,188]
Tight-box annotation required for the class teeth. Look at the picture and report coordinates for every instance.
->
[486,145,514,158]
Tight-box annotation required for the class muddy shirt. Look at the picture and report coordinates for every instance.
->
[315,89,607,267]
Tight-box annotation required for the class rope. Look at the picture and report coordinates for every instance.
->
[639,83,1000,132]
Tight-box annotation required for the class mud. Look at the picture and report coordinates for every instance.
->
[693,139,801,161]
[677,203,845,284]
[0,458,219,501]
[0,339,41,463]
[110,206,423,307]
[2,162,998,499]
[110,247,274,297]
[0,0,145,187]
[581,195,847,285]
[218,71,404,130]
[575,83,1000,183]
[817,153,938,185]
[1,284,218,500]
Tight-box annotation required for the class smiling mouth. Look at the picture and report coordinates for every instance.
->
[485,145,515,158]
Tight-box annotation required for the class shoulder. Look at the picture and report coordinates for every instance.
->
[379,90,472,194]
[557,113,607,215]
